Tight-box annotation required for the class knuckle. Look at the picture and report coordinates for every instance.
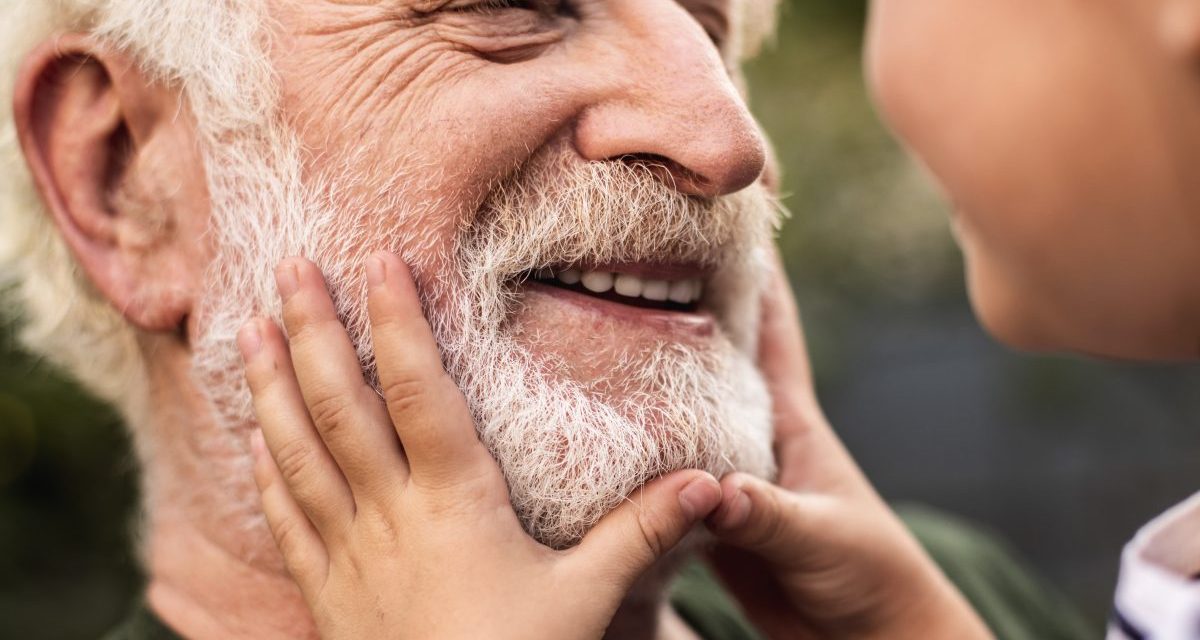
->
[273,438,318,488]
[253,453,277,491]
[306,391,355,435]
[358,508,402,543]
[750,488,792,548]
[635,503,671,561]
[381,373,436,416]
[285,316,345,352]
[271,514,305,558]
[371,313,408,336]
[280,286,320,322]
[248,377,286,406]
[244,363,273,396]
[280,539,317,585]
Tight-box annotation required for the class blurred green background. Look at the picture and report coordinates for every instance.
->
[4,1,1200,637]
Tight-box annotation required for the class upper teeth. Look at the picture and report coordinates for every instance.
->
[535,269,703,305]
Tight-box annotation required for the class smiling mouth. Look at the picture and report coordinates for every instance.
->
[520,266,705,313]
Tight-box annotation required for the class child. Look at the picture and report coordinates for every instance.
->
[865,1,1200,636]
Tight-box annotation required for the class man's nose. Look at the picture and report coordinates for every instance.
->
[572,1,767,198]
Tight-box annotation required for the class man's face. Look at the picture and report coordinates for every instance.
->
[193,0,778,548]
[867,0,1200,359]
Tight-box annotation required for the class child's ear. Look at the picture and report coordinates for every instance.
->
[1160,0,1200,60]
[13,34,208,334]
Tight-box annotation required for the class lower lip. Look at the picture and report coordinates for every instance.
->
[524,281,716,338]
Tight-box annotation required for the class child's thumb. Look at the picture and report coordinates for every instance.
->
[705,472,822,558]
[570,470,722,589]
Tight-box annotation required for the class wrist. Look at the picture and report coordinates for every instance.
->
[867,565,992,640]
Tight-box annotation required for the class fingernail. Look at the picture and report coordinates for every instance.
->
[275,260,300,301]
[250,429,266,457]
[679,476,722,521]
[367,254,387,288]
[237,321,262,360]
[718,489,752,530]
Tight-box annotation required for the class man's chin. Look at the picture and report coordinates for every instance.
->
[458,310,774,549]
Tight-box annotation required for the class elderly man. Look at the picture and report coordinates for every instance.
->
[0,0,782,635]
[1,1,1091,639]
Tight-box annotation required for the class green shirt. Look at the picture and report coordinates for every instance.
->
[103,507,1096,640]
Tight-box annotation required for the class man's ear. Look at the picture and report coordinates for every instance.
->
[13,34,207,334]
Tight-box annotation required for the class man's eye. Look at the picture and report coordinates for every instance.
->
[413,0,537,14]
[444,0,576,21]
[450,0,546,12]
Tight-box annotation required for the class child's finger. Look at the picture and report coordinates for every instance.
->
[755,253,849,494]
[569,470,722,591]
[757,251,814,398]
[366,252,495,488]
[252,429,330,595]
[275,257,408,499]
[240,319,355,539]
[705,472,828,561]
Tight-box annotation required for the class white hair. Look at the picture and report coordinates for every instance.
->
[0,0,280,427]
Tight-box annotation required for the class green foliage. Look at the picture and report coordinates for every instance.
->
[0,319,142,638]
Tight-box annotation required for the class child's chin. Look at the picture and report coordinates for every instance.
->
[967,266,1198,361]
[964,267,1059,354]
[975,308,1055,354]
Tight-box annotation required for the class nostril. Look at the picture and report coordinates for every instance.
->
[614,153,713,195]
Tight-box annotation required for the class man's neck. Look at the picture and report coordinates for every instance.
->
[146,518,316,639]
[136,340,317,639]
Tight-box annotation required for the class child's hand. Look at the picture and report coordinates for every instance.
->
[704,256,993,640]
[238,254,723,640]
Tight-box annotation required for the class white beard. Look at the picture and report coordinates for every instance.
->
[189,134,779,549]
[452,336,775,549]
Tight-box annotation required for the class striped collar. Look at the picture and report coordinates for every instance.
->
[1110,492,1200,640]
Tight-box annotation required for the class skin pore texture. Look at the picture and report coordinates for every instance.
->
[866,0,1200,360]
[3,1,782,638]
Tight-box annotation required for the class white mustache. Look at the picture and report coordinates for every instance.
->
[453,151,780,346]
[463,153,777,281]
